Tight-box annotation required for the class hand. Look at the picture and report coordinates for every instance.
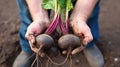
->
[25,19,50,57]
[69,16,93,55]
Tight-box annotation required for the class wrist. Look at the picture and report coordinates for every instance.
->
[76,15,87,22]
[70,15,87,24]
[71,0,98,23]
[26,0,49,21]
[33,15,50,28]
[70,16,87,28]
[32,10,49,21]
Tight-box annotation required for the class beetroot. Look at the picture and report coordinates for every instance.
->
[35,34,54,50]
[58,34,81,50]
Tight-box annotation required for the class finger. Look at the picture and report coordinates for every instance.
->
[37,49,45,57]
[25,31,34,41]
[62,50,67,55]
[83,30,93,45]
[30,35,35,44]
[28,34,36,48]
[29,41,38,53]
[76,33,83,37]
[71,46,86,55]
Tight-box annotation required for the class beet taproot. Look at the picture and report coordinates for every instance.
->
[58,34,81,50]
[35,34,54,50]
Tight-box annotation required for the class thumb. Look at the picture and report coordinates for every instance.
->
[30,35,35,44]
[25,31,34,41]
[25,31,36,47]
[83,32,93,46]
[83,30,93,45]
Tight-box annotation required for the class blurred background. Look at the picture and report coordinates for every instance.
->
[0,0,120,67]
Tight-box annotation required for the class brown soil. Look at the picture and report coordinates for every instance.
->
[0,0,120,67]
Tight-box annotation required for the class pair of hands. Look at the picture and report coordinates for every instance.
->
[25,13,93,57]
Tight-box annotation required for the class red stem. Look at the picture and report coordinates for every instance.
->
[59,16,68,34]
[45,15,59,34]
[65,19,68,32]
[50,15,60,34]
[45,15,69,35]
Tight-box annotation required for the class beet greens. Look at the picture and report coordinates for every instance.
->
[42,0,73,35]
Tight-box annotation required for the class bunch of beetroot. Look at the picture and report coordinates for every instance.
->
[32,0,85,66]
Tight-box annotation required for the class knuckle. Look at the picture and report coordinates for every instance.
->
[25,34,28,38]
[90,32,93,40]
[86,28,91,32]
[75,32,82,36]
[26,35,30,40]
[25,36,29,40]
[89,36,93,42]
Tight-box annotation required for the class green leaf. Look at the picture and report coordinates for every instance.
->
[42,0,73,12]
[41,0,55,10]
[41,0,73,21]
[66,0,73,12]
[58,0,66,9]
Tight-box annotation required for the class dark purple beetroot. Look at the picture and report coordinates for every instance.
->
[35,34,54,50]
[58,34,81,50]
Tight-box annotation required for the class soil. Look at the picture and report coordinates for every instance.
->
[0,0,120,67]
